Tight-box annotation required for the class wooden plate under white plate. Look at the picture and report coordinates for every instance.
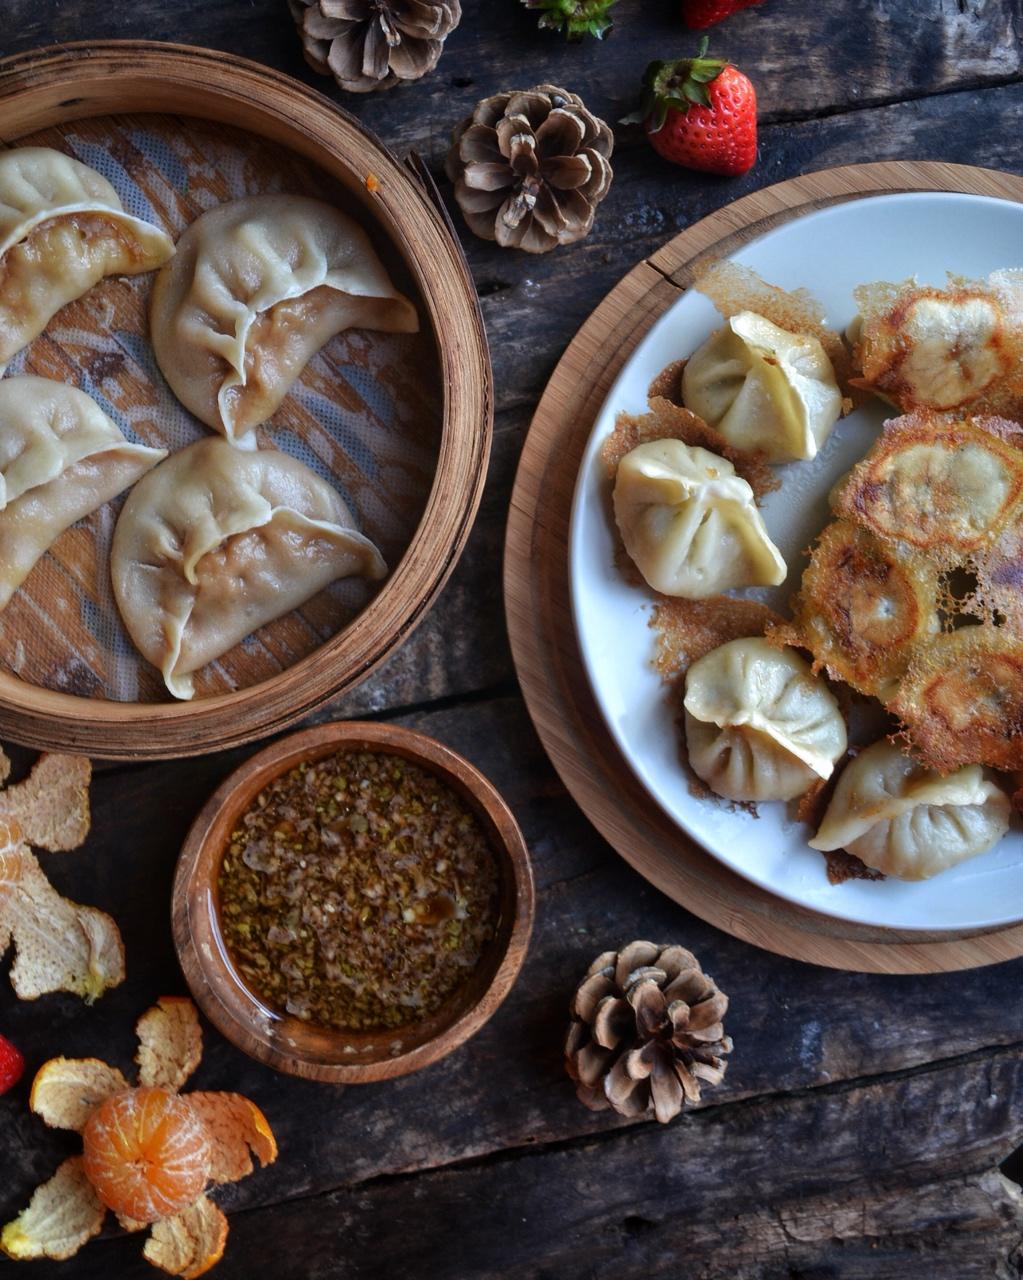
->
[0,41,491,759]
[505,160,1023,975]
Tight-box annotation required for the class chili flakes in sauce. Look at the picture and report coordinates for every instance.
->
[217,749,500,1032]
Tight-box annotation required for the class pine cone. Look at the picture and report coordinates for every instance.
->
[288,0,461,93]
[522,0,617,40]
[444,84,613,254]
[565,941,732,1124]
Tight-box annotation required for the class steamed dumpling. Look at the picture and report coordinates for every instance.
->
[0,377,166,610]
[684,638,847,802]
[809,739,1010,880]
[150,194,419,447]
[613,439,786,598]
[111,438,388,699]
[0,147,174,371]
[681,311,843,462]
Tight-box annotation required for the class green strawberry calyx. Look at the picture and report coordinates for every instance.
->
[523,0,617,40]
[625,38,727,132]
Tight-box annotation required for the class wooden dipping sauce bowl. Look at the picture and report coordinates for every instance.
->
[173,721,535,1082]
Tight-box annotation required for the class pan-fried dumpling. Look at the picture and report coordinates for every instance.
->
[0,147,174,372]
[684,638,847,802]
[809,739,1010,880]
[111,438,388,700]
[681,311,843,462]
[830,412,1023,553]
[0,377,166,610]
[613,439,786,598]
[849,271,1023,415]
[783,519,940,701]
[150,194,419,447]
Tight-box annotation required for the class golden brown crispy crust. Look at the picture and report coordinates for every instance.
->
[824,848,886,885]
[789,408,1023,772]
[647,358,686,406]
[832,412,1023,553]
[781,520,939,699]
[851,274,1023,418]
[889,626,1023,773]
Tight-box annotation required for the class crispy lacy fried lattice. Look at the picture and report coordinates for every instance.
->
[2,998,277,1277]
[785,409,1023,771]
[694,259,852,388]
[850,270,1023,416]
[889,626,1023,774]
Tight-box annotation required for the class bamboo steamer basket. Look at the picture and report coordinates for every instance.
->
[0,41,491,759]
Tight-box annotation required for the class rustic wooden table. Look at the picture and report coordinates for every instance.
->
[3,2,1023,1276]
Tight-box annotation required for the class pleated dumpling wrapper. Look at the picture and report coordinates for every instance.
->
[0,147,174,372]
[684,638,847,803]
[809,739,1010,880]
[682,311,844,462]
[613,438,786,597]
[150,194,419,447]
[111,437,388,700]
[0,377,167,612]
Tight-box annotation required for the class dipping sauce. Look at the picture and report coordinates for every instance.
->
[217,749,500,1032]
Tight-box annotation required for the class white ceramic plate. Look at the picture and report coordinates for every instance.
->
[570,191,1023,933]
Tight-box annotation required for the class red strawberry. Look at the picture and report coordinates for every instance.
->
[682,0,764,28]
[0,1033,24,1094]
[633,44,757,176]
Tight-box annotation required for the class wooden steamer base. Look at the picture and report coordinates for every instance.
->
[505,161,1023,975]
[0,42,491,759]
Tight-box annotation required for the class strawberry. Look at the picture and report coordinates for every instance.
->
[0,1033,24,1094]
[682,0,764,28]
[522,0,617,40]
[631,43,757,177]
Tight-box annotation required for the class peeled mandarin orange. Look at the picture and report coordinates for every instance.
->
[81,1086,211,1225]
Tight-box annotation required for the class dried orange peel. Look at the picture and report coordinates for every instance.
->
[0,748,91,851]
[2,997,278,1276]
[137,996,203,1091]
[0,747,123,1002]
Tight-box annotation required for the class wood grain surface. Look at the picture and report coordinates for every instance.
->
[3,2,1023,1278]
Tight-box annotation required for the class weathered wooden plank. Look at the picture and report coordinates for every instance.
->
[3,5,1023,427]
[4,694,1023,1227]
[3,0,1020,131]
[17,1048,1023,1278]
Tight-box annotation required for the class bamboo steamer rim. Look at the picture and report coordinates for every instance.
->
[0,41,493,758]
[504,159,1023,974]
